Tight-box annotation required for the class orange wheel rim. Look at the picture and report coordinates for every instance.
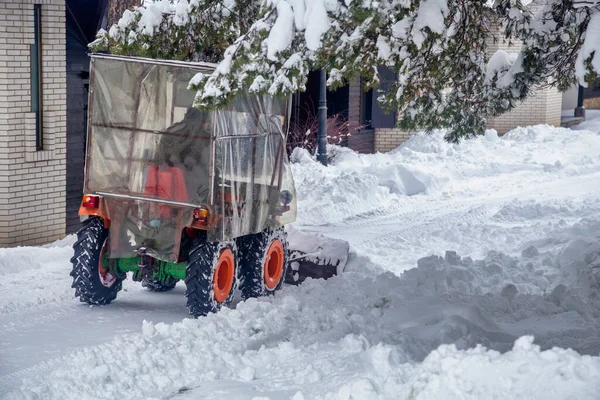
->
[213,248,235,303]
[264,239,284,290]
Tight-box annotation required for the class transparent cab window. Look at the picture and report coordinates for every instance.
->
[209,95,297,241]
[87,58,213,206]
[86,56,297,258]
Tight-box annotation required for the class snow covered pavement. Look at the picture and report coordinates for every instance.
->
[2,123,600,399]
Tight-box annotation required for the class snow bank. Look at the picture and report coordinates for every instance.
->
[0,235,74,276]
[291,124,600,227]
[370,336,600,400]
[8,238,600,399]
[291,146,438,226]
[0,236,79,314]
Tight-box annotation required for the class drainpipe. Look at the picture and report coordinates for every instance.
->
[317,69,328,166]
[575,85,585,119]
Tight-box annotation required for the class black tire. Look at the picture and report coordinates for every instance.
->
[184,240,237,317]
[141,276,178,292]
[237,228,288,299]
[70,217,123,305]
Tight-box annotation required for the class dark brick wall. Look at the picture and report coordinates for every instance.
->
[348,77,361,132]
[65,19,90,234]
[346,77,375,153]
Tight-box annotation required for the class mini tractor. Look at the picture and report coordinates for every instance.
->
[71,54,298,317]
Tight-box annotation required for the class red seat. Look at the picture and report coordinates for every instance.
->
[144,165,188,217]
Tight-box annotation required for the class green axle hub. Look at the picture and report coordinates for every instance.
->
[102,256,187,281]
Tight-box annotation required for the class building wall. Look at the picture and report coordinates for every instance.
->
[65,19,89,234]
[484,1,561,134]
[374,128,415,153]
[347,77,361,133]
[486,86,562,134]
[545,86,563,125]
[562,84,579,112]
[345,77,376,153]
[0,0,67,246]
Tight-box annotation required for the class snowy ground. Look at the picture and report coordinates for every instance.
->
[2,122,600,399]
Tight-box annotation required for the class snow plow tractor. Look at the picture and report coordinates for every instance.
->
[71,54,300,317]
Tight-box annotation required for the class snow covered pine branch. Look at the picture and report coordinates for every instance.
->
[94,0,600,142]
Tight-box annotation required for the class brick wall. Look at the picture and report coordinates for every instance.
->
[486,86,562,134]
[485,1,561,134]
[0,0,67,246]
[374,128,415,153]
[545,87,562,125]
[345,77,376,153]
[347,77,361,133]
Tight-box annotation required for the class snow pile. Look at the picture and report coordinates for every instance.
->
[558,238,600,299]
[571,109,600,132]
[367,336,600,400]
[0,236,74,276]
[0,236,76,313]
[292,125,600,227]
[0,246,68,277]
[290,146,438,226]
[7,238,600,399]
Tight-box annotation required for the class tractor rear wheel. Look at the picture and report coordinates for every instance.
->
[70,217,123,305]
[142,276,178,292]
[237,228,288,299]
[184,240,237,317]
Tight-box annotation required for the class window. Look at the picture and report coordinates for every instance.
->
[30,4,43,150]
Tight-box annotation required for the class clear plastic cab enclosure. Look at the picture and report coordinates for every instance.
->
[84,54,297,262]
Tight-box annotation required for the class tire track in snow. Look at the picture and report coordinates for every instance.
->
[307,172,600,232]
[301,172,600,273]
[0,284,189,396]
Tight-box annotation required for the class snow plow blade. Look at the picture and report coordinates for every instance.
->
[285,228,350,285]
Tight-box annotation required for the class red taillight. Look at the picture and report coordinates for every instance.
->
[82,195,100,209]
[193,208,209,224]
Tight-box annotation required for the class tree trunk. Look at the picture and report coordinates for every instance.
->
[107,0,141,27]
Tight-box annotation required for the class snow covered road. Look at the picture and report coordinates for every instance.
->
[2,124,600,399]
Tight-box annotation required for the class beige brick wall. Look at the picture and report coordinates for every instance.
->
[485,1,561,134]
[0,0,67,246]
[545,85,563,125]
[374,128,416,153]
[486,86,562,134]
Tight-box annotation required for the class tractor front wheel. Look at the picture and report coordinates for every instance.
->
[70,217,123,305]
[184,241,237,317]
[237,228,288,299]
